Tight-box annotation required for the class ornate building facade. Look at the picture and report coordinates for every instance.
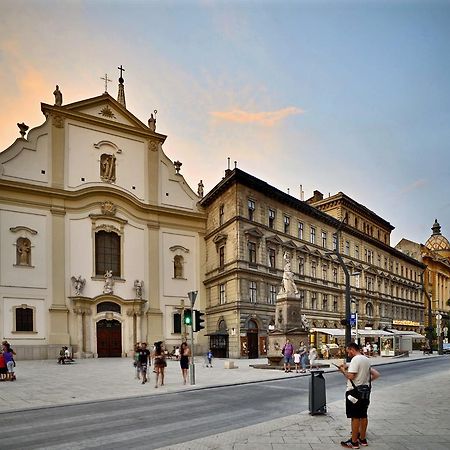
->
[0,78,206,359]
[201,169,425,358]
[396,220,450,337]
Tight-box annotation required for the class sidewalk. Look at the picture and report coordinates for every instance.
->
[0,352,448,450]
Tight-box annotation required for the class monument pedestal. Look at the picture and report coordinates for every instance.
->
[267,293,309,366]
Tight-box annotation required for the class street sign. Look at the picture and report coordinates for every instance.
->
[187,290,198,307]
[350,313,357,327]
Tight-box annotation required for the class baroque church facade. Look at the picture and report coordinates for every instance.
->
[0,77,206,359]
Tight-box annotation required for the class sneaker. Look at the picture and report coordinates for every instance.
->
[358,438,368,446]
[341,439,360,449]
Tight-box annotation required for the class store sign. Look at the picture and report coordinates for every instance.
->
[392,320,421,326]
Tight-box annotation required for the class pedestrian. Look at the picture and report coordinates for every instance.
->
[206,349,213,367]
[174,346,180,361]
[136,342,150,384]
[293,349,301,373]
[299,341,308,373]
[338,342,380,448]
[58,346,66,364]
[2,345,15,381]
[0,351,7,381]
[282,338,294,373]
[133,342,141,379]
[309,345,318,369]
[179,342,190,384]
[153,341,167,388]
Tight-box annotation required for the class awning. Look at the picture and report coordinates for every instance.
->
[310,328,345,336]
[386,329,425,339]
[357,329,392,337]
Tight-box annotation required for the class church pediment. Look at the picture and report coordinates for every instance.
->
[41,94,161,136]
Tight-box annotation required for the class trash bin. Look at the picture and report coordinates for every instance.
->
[309,370,326,415]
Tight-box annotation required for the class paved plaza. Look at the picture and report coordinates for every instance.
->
[0,352,448,449]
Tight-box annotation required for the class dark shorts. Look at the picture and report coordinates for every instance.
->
[345,391,370,418]
[284,355,293,364]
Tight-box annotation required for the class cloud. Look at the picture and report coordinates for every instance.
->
[398,179,427,195]
[210,106,304,126]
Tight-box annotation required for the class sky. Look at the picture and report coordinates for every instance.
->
[1,0,450,246]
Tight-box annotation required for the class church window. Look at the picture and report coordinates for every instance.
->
[16,237,32,266]
[95,230,121,277]
[15,305,34,332]
[97,302,121,314]
[173,313,182,334]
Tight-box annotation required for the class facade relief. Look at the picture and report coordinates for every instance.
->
[100,153,116,183]
[103,270,114,294]
[71,275,86,296]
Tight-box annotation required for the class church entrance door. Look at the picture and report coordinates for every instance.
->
[97,319,122,357]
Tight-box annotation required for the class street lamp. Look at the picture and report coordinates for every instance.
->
[436,313,443,355]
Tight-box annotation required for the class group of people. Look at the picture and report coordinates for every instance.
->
[57,346,74,364]
[133,341,193,387]
[282,339,318,373]
[0,340,16,381]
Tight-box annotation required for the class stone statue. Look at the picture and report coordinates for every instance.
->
[197,180,204,198]
[71,275,86,296]
[103,270,114,294]
[280,251,298,295]
[148,113,156,132]
[17,238,31,265]
[301,314,310,331]
[53,85,63,106]
[100,154,116,182]
[134,279,144,299]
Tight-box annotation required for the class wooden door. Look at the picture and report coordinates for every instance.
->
[247,330,259,359]
[97,319,122,357]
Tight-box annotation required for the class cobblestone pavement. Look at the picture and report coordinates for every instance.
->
[0,352,448,449]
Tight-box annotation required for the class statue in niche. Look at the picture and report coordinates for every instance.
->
[174,255,184,279]
[197,180,204,198]
[148,113,156,132]
[301,314,310,331]
[53,85,63,106]
[103,270,114,294]
[71,275,86,296]
[134,280,144,299]
[16,238,31,265]
[280,251,298,295]
[100,154,116,182]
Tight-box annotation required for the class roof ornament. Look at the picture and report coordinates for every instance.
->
[431,219,441,235]
[100,73,112,93]
[117,65,126,108]
[17,122,29,138]
[148,109,157,132]
[53,85,63,106]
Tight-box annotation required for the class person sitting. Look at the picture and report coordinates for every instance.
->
[64,347,74,362]
[58,347,66,364]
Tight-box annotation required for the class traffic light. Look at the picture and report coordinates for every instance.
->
[193,309,205,332]
[183,308,192,326]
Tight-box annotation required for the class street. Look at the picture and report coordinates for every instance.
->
[0,357,448,449]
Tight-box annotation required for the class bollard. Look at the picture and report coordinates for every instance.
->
[309,370,327,415]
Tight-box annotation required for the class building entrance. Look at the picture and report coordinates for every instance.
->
[97,319,122,357]
[247,320,259,359]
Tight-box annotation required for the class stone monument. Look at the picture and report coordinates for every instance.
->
[267,251,310,366]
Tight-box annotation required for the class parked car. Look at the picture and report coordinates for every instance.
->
[442,343,450,354]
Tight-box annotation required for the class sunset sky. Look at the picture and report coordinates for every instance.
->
[1,0,450,245]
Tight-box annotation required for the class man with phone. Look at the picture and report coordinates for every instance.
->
[337,342,380,448]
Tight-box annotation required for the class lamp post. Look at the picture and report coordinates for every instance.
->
[420,273,433,354]
[436,313,443,355]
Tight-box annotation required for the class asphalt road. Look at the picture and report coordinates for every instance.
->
[1,357,448,450]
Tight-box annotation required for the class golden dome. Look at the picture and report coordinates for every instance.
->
[425,219,450,252]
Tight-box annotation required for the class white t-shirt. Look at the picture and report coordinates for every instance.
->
[293,352,301,363]
[346,354,371,391]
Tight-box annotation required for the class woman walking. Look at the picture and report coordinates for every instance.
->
[179,342,190,384]
[153,341,166,388]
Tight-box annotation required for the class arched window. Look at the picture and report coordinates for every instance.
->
[16,237,31,266]
[173,255,184,279]
[365,302,374,317]
[248,319,258,330]
[15,306,34,332]
[218,320,227,332]
[97,302,121,314]
[95,230,121,276]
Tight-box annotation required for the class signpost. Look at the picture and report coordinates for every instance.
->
[187,290,198,384]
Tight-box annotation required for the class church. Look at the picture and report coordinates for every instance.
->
[0,71,206,360]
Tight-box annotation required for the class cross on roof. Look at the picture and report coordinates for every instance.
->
[118,65,125,80]
[100,73,112,93]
